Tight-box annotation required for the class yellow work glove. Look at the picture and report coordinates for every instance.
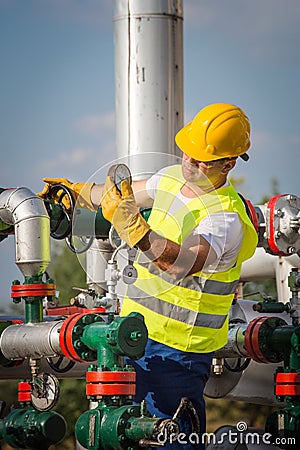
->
[37,178,95,211]
[101,177,150,247]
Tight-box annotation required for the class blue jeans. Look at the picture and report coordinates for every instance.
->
[127,339,213,450]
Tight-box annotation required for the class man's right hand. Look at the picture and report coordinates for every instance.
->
[37,178,95,211]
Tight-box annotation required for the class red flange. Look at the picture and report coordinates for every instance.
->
[86,383,136,396]
[244,316,271,363]
[275,384,300,396]
[18,381,31,403]
[276,372,300,383]
[46,305,105,316]
[11,283,56,299]
[275,372,300,396]
[86,371,136,383]
[244,199,259,232]
[266,194,289,256]
[59,313,86,362]
[86,370,136,397]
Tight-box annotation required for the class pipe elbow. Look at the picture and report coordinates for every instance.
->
[0,187,48,224]
[0,188,51,277]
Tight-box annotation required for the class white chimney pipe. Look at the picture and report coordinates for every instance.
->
[114,0,183,178]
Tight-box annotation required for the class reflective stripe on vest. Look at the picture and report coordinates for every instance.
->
[127,284,227,329]
[137,261,239,295]
[192,277,239,295]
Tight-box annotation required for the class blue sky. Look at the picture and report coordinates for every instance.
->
[1,0,300,304]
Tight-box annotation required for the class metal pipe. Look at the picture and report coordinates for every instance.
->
[86,239,114,295]
[0,358,89,380]
[205,300,292,405]
[114,0,183,177]
[0,321,62,360]
[0,188,50,277]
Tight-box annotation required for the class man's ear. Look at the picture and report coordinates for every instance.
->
[221,159,236,175]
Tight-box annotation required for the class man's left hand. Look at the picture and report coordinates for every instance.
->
[101,176,150,247]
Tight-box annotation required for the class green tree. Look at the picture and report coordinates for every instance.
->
[47,241,87,305]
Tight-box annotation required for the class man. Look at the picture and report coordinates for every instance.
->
[40,103,258,448]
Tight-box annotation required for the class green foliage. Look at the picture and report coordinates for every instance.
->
[47,241,87,305]
[260,178,280,204]
[228,175,246,190]
[206,398,276,432]
[0,380,19,411]
[243,279,277,302]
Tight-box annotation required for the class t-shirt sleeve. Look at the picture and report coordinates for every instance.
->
[193,212,244,269]
[145,167,169,199]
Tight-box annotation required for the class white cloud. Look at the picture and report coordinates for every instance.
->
[33,111,116,184]
[75,112,115,137]
[37,147,94,172]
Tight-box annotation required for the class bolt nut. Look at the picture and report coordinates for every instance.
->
[130,331,142,340]
[82,315,94,325]
[73,325,83,335]
[74,340,83,349]
[287,246,296,254]
[287,195,296,202]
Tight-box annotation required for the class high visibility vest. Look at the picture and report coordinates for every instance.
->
[121,165,258,353]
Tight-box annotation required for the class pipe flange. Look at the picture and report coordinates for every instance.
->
[244,316,287,363]
[59,313,104,363]
[275,372,300,396]
[11,283,56,299]
[266,194,300,255]
[86,370,136,398]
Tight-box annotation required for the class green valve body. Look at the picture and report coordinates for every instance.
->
[76,404,139,450]
[266,405,300,448]
[76,404,163,450]
[0,408,66,449]
[63,312,148,366]
[81,313,148,366]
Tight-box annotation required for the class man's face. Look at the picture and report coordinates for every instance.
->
[181,153,229,187]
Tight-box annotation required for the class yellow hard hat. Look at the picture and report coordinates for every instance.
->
[175,103,251,162]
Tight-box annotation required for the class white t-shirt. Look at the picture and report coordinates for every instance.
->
[145,167,244,272]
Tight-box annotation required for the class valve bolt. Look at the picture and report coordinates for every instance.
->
[130,331,142,340]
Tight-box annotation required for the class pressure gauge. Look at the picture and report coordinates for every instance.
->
[31,373,59,411]
[122,264,138,284]
[108,164,132,193]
